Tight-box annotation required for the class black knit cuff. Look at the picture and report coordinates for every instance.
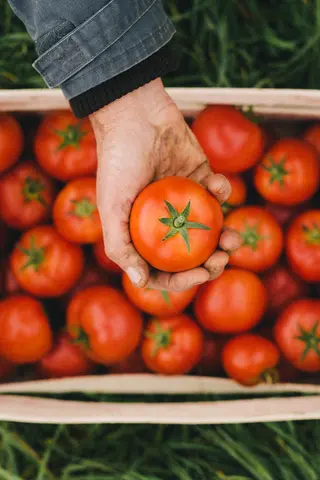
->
[70,39,180,118]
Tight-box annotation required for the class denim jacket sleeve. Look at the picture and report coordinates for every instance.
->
[8,0,178,115]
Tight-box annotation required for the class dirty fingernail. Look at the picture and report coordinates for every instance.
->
[127,267,142,286]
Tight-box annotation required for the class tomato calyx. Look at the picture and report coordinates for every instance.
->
[18,236,45,271]
[161,290,171,305]
[70,198,97,218]
[55,122,87,150]
[241,223,265,251]
[302,224,320,246]
[260,368,279,385]
[296,321,320,360]
[145,320,172,356]
[72,326,90,350]
[22,176,47,206]
[221,202,233,215]
[261,156,289,186]
[158,200,211,253]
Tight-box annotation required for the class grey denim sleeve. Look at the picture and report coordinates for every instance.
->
[8,0,175,100]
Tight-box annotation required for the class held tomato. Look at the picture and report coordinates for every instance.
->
[10,226,84,297]
[0,357,14,380]
[254,138,320,205]
[0,295,52,363]
[0,161,55,230]
[0,114,23,174]
[286,210,320,283]
[222,334,280,386]
[195,268,267,333]
[141,315,203,375]
[263,265,310,315]
[192,106,264,173]
[67,285,143,365]
[34,112,97,181]
[109,349,147,374]
[224,206,283,272]
[122,273,198,316]
[38,332,95,378]
[303,123,320,154]
[221,174,247,215]
[93,239,122,273]
[274,299,320,372]
[53,177,102,244]
[130,176,223,272]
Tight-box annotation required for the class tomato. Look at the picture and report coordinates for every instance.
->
[192,106,264,173]
[34,111,97,181]
[195,268,267,333]
[3,261,22,295]
[221,174,247,215]
[264,202,304,228]
[67,285,143,365]
[130,176,223,272]
[303,123,320,154]
[0,114,23,174]
[254,138,320,205]
[122,272,198,316]
[274,299,320,372]
[109,349,147,374]
[93,239,122,273]
[0,295,52,364]
[222,334,280,386]
[196,334,225,376]
[0,161,55,230]
[142,315,203,375]
[0,357,14,380]
[10,225,84,297]
[224,206,283,272]
[286,210,320,282]
[38,332,94,378]
[263,265,309,315]
[53,177,102,244]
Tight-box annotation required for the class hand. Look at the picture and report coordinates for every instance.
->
[90,79,241,291]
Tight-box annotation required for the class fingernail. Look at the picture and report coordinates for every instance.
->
[127,267,142,286]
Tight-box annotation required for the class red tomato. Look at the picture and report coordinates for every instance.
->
[38,332,94,378]
[93,239,122,273]
[3,261,22,295]
[142,315,203,375]
[0,161,55,230]
[274,299,320,372]
[130,176,223,272]
[53,177,102,244]
[0,357,14,380]
[196,335,225,376]
[192,106,264,173]
[109,349,147,374]
[222,334,280,386]
[286,210,320,282]
[264,202,304,228]
[0,114,23,174]
[254,138,320,205]
[34,111,97,181]
[122,272,198,316]
[0,295,52,363]
[195,268,267,333]
[67,286,143,365]
[303,123,320,154]
[221,174,247,215]
[225,206,283,272]
[10,225,84,297]
[263,265,310,315]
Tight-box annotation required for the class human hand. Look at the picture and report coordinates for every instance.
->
[90,79,241,291]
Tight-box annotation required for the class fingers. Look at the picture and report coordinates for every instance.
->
[203,251,229,280]
[147,267,210,292]
[219,228,242,252]
[188,161,231,204]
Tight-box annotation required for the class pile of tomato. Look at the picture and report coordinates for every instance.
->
[0,106,319,387]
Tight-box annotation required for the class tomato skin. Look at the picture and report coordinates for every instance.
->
[93,239,122,273]
[264,202,304,228]
[0,161,55,230]
[109,349,147,374]
[38,333,94,378]
[34,112,97,181]
[303,123,320,154]
[222,334,280,386]
[254,138,320,205]
[53,177,102,244]
[10,225,84,297]
[142,315,203,375]
[0,295,52,364]
[286,210,320,282]
[0,357,14,380]
[225,206,283,272]
[0,114,23,174]
[222,174,247,214]
[67,285,143,365]
[195,268,267,334]
[196,335,226,376]
[130,176,223,273]
[3,261,22,296]
[192,106,264,174]
[263,265,309,315]
[122,273,198,316]
[274,299,320,372]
